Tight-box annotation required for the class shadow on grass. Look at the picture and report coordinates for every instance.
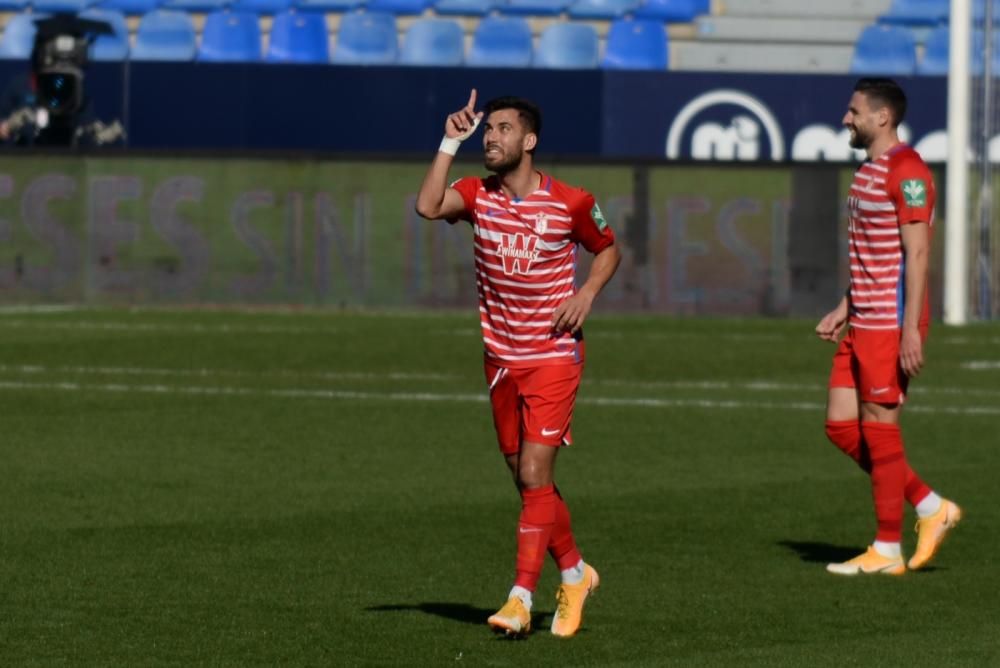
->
[365,602,493,625]
[365,603,554,634]
[778,540,861,564]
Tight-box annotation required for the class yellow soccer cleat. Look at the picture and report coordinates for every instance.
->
[826,546,905,576]
[550,563,600,638]
[908,499,962,571]
[487,596,531,637]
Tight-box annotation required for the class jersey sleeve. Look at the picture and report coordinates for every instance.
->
[446,176,480,224]
[887,156,934,226]
[569,190,615,254]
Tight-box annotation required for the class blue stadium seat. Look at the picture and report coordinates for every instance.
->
[497,0,569,16]
[33,0,95,12]
[915,26,994,77]
[162,0,228,11]
[294,0,363,11]
[434,0,494,15]
[878,0,948,27]
[366,0,432,14]
[534,23,597,68]
[849,24,916,75]
[332,11,398,64]
[0,13,39,59]
[0,0,29,9]
[602,19,668,69]
[96,0,160,14]
[633,0,705,21]
[266,10,328,62]
[81,8,130,61]
[467,16,532,67]
[199,10,261,62]
[916,24,949,75]
[400,18,463,66]
[132,10,197,60]
[231,0,291,13]
[567,0,637,19]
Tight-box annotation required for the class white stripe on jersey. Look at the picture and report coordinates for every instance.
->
[481,301,557,315]
[849,251,902,261]
[476,270,575,290]
[481,285,576,301]
[852,289,898,296]
[481,322,556,341]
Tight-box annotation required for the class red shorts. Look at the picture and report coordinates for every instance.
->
[484,360,583,455]
[828,327,923,404]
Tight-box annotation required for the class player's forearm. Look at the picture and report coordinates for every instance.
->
[902,245,928,332]
[578,244,621,300]
[415,152,455,220]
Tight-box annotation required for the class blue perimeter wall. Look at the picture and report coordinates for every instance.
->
[0,61,949,159]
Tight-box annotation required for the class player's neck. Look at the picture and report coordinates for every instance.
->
[868,133,901,161]
[498,165,540,200]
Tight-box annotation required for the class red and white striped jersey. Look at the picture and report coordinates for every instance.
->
[450,171,615,368]
[846,144,935,331]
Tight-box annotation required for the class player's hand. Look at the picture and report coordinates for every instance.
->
[899,327,924,377]
[815,309,847,342]
[552,292,594,334]
[445,89,483,140]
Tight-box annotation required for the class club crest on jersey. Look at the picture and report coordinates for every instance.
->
[533,213,548,235]
[496,233,540,276]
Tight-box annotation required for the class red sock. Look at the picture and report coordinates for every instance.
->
[514,484,557,591]
[861,422,906,543]
[548,487,582,571]
[825,420,932,507]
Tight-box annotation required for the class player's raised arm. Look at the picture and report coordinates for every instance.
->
[415,89,484,221]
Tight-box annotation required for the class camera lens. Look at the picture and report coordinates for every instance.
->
[37,70,80,115]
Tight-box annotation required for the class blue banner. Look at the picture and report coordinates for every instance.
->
[0,62,950,161]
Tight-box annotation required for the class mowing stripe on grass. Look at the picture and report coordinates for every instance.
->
[0,364,456,382]
[0,379,997,416]
[0,320,336,335]
[0,364,996,399]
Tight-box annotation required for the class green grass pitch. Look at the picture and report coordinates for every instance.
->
[0,308,996,665]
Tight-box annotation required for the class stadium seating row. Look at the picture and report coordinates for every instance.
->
[0,9,671,67]
[851,22,1000,76]
[878,0,997,27]
[0,0,708,18]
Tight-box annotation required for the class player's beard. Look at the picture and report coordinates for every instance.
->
[484,146,523,174]
[848,125,872,150]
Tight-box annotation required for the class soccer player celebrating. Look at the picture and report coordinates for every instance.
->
[817,78,961,576]
[415,90,620,636]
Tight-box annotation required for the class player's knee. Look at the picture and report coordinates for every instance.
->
[824,420,858,449]
[860,421,903,457]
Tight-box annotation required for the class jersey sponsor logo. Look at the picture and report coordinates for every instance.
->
[901,179,927,207]
[496,232,540,276]
[591,204,607,230]
[665,89,785,161]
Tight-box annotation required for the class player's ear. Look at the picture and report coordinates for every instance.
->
[523,132,537,152]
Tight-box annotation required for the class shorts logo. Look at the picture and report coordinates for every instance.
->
[496,233,540,276]
[870,387,891,395]
[902,179,926,207]
[541,427,561,436]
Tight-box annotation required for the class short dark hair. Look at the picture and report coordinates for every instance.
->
[854,77,907,126]
[483,96,542,138]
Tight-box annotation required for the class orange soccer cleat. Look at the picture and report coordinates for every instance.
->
[550,563,600,637]
[908,499,962,571]
[826,546,906,576]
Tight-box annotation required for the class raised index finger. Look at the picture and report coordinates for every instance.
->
[467,88,477,112]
